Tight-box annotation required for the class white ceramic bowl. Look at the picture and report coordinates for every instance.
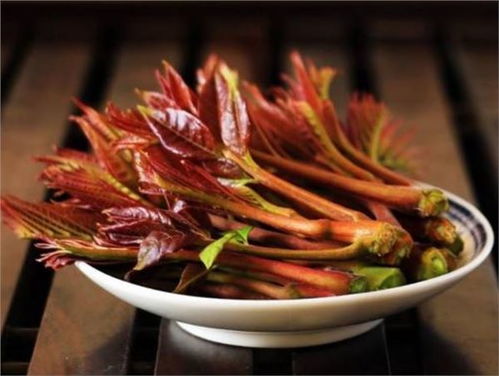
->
[76,189,494,348]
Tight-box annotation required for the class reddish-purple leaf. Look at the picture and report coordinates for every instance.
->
[142,107,217,160]
[198,73,221,139]
[173,263,209,293]
[105,102,153,138]
[196,54,220,90]
[289,51,322,113]
[73,98,119,141]
[38,156,150,209]
[157,61,198,115]
[244,82,317,159]
[104,206,174,225]
[37,251,78,270]
[70,115,138,185]
[134,230,187,271]
[215,66,251,156]
[51,147,98,164]
[143,145,238,199]
[200,158,243,179]
[1,196,101,240]
[138,90,178,112]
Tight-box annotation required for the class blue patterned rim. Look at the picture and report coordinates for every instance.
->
[447,200,488,254]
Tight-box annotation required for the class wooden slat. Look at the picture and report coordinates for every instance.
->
[283,19,349,118]
[202,16,269,85]
[28,21,185,375]
[371,23,498,375]
[154,18,266,375]
[452,28,498,174]
[285,20,391,375]
[27,268,135,375]
[0,25,94,328]
[292,325,390,375]
[154,321,252,375]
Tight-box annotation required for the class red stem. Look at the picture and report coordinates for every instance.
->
[209,214,343,249]
[252,149,448,217]
[224,241,368,260]
[197,283,268,299]
[322,101,413,186]
[167,250,364,295]
[153,170,398,246]
[227,151,369,221]
[365,200,400,226]
[206,270,334,299]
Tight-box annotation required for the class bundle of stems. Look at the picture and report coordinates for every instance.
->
[0,52,461,300]
[245,52,461,260]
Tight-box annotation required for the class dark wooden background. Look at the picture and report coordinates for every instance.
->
[1,2,497,375]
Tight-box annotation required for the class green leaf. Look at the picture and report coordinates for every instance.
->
[230,225,252,244]
[218,177,258,187]
[199,226,252,269]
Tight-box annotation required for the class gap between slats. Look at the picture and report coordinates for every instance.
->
[154,16,260,375]
[1,26,33,104]
[434,26,498,268]
[368,18,498,375]
[2,23,123,375]
[28,19,187,375]
[284,19,393,375]
[348,23,422,374]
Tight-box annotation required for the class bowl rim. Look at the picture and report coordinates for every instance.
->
[76,188,494,308]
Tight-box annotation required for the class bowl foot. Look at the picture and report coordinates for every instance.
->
[176,319,383,348]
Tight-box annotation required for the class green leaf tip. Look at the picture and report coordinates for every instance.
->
[199,226,253,269]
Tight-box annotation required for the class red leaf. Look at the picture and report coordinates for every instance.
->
[70,115,138,185]
[137,90,178,112]
[141,107,217,160]
[110,135,154,153]
[35,239,138,269]
[99,219,167,243]
[174,263,209,293]
[73,98,119,141]
[196,54,220,90]
[104,206,174,224]
[157,61,198,115]
[200,158,243,179]
[1,196,100,240]
[51,147,98,164]
[289,51,322,113]
[134,230,187,271]
[215,65,251,156]
[38,156,150,209]
[37,251,77,269]
[244,82,315,158]
[198,73,221,140]
[143,145,238,199]
[105,102,153,138]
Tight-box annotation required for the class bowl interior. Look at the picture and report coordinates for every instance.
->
[76,189,494,306]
